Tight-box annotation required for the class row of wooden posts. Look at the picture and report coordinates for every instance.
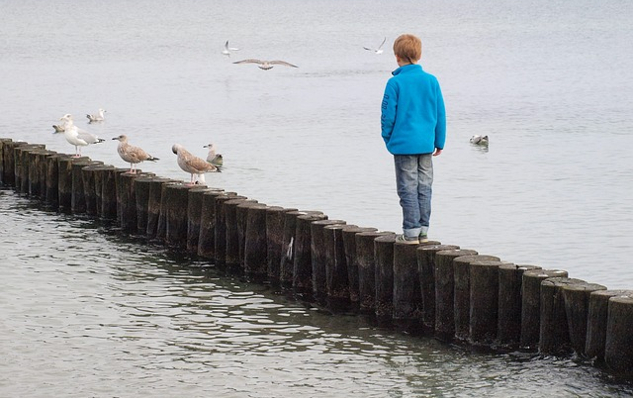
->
[1,138,632,379]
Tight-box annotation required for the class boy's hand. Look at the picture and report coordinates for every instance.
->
[433,148,442,156]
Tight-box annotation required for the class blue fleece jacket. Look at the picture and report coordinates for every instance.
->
[381,64,446,155]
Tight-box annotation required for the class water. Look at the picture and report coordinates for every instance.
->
[1,0,633,395]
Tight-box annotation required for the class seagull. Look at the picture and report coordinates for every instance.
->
[470,135,489,146]
[233,59,298,70]
[364,37,386,54]
[54,114,105,157]
[172,144,218,185]
[52,124,65,133]
[203,143,223,169]
[86,108,106,123]
[222,40,240,57]
[112,134,159,174]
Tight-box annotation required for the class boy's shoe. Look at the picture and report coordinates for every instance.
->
[419,233,429,243]
[396,234,419,245]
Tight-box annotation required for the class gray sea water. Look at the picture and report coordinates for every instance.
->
[2,0,633,396]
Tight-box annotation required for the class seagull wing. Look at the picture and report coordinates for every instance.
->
[76,129,101,144]
[187,155,217,173]
[233,59,264,65]
[225,40,230,50]
[363,46,373,51]
[378,37,386,49]
[270,60,298,68]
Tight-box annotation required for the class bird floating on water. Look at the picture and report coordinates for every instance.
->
[470,135,489,146]
[222,40,240,57]
[233,59,298,70]
[86,108,106,123]
[364,37,386,54]
[52,124,65,133]
[172,144,218,185]
[55,114,105,157]
[203,143,223,170]
[112,134,159,174]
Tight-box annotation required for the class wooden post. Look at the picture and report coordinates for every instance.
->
[561,282,607,357]
[341,226,377,306]
[30,149,55,198]
[374,234,397,322]
[214,193,245,269]
[280,211,321,288]
[237,201,264,273]
[45,154,67,207]
[146,178,177,238]
[434,249,477,341]
[293,213,328,295]
[244,204,270,282]
[16,144,45,194]
[539,277,586,356]
[187,186,212,254]
[311,219,346,302]
[81,163,108,216]
[497,264,541,348]
[452,254,500,342]
[115,170,140,232]
[197,189,227,259]
[469,260,510,346]
[0,139,12,185]
[71,158,95,214]
[225,198,254,271]
[5,141,26,186]
[324,224,352,310]
[133,175,155,233]
[356,231,394,314]
[58,156,88,212]
[605,295,633,377]
[392,240,441,331]
[519,269,568,350]
[98,166,119,220]
[585,290,633,362]
[164,183,191,250]
[265,207,297,286]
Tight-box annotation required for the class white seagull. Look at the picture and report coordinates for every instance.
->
[233,59,298,70]
[112,134,159,174]
[203,143,223,169]
[55,114,105,157]
[172,144,218,185]
[364,37,386,54]
[222,41,240,57]
[86,108,106,123]
[470,135,489,146]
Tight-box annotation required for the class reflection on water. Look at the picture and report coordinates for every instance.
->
[1,189,632,397]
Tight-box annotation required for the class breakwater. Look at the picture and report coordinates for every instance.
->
[1,138,632,380]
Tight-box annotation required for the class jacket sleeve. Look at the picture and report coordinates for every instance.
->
[381,81,397,145]
[434,82,446,150]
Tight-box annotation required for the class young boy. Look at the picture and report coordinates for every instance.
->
[381,33,446,244]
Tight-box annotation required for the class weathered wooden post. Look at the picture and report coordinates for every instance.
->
[539,277,587,356]
[99,166,120,220]
[115,169,141,232]
[214,193,245,269]
[561,282,606,357]
[341,226,377,306]
[324,224,352,310]
[186,186,211,254]
[452,254,500,342]
[519,269,568,350]
[293,213,328,295]
[469,260,512,346]
[280,210,320,287]
[45,154,67,207]
[133,175,155,233]
[0,138,11,185]
[81,163,107,216]
[265,206,297,286]
[604,295,633,377]
[71,158,95,214]
[58,156,87,212]
[237,201,264,272]
[17,144,46,195]
[225,197,254,271]
[356,231,394,314]
[163,183,192,250]
[311,219,346,302]
[30,149,55,198]
[374,234,397,322]
[4,141,26,186]
[586,290,633,362]
[244,203,270,282]
[197,189,227,259]
[392,240,441,330]
[434,249,477,341]
[146,178,176,238]
[416,245,459,334]
[496,264,541,348]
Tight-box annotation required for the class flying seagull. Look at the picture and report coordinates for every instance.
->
[364,37,386,54]
[204,143,223,169]
[233,59,298,70]
[172,144,218,185]
[55,114,105,157]
[86,108,106,123]
[112,134,159,174]
[222,40,240,57]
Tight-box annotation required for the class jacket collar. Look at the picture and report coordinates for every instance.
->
[392,63,422,76]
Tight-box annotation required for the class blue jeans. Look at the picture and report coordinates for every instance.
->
[394,154,433,238]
